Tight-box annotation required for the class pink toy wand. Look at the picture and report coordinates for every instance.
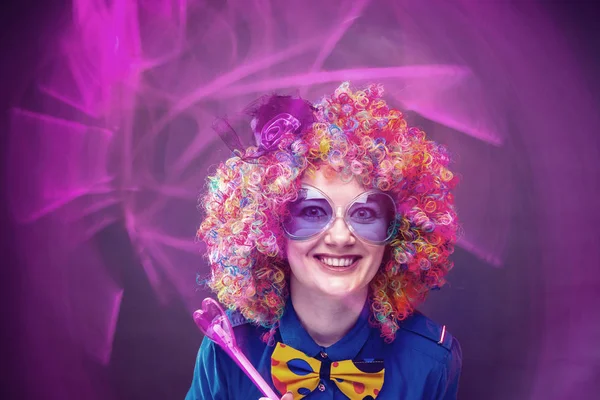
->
[193,298,280,400]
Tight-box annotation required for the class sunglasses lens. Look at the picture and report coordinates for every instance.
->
[283,187,397,243]
[346,192,397,243]
[282,188,334,239]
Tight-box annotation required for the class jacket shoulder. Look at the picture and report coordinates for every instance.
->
[399,310,456,352]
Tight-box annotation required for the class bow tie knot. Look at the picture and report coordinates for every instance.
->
[271,342,385,399]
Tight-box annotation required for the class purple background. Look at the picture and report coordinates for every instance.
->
[1,1,599,399]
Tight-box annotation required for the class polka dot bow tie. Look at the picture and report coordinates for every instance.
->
[271,342,385,399]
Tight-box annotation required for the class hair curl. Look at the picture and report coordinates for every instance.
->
[197,82,459,342]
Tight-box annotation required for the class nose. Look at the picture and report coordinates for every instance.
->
[323,206,356,246]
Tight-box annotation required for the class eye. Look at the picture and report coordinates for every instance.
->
[350,206,377,222]
[301,206,328,220]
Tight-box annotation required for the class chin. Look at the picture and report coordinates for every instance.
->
[313,275,367,298]
[321,285,362,299]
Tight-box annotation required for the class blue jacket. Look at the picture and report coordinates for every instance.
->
[186,301,461,399]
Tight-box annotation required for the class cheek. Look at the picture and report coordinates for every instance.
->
[285,239,313,271]
[376,246,386,262]
[367,246,386,273]
[285,239,298,261]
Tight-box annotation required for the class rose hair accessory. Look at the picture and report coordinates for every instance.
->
[193,298,279,400]
[253,113,301,151]
[211,94,315,162]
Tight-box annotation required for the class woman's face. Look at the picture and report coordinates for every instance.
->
[285,169,386,299]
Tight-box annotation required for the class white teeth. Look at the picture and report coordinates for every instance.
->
[318,257,356,267]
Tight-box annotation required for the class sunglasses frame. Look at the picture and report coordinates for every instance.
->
[282,184,399,245]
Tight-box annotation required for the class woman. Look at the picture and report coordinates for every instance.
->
[186,82,462,399]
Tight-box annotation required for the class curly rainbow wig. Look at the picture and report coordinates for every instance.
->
[197,82,459,342]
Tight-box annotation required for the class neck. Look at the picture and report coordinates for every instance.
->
[289,279,368,347]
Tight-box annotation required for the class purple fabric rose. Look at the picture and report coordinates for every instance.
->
[254,113,301,151]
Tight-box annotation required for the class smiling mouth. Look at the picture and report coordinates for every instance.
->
[315,255,361,268]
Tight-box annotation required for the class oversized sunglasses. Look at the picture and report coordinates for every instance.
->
[282,185,398,245]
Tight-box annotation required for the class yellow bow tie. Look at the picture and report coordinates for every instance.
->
[271,342,385,399]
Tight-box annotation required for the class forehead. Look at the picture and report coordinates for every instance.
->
[299,169,365,204]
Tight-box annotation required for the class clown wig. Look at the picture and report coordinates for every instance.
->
[197,82,459,342]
